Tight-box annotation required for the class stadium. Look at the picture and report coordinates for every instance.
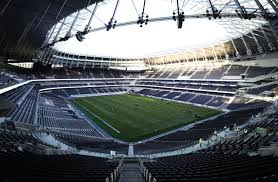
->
[0,0,278,181]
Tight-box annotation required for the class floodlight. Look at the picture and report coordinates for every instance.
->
[76,31,85,42]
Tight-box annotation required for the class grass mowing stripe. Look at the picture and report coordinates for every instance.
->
[82,97,131,130]
[72,94,223,142]
[72,99,121,134]
[78,100,121,133]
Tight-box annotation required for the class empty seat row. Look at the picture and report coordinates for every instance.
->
[144,153,278,182]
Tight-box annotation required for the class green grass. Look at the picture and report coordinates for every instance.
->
[71,94,223,142]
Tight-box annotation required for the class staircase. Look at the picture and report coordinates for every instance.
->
[118,158,144,182]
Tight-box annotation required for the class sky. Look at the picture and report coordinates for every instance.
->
[54,18,229,58]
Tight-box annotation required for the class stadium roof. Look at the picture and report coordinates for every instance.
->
[1,0,277,60]
[0,0,100,60]
[50,0,274,58]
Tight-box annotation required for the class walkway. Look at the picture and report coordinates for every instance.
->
[118,158,144,182]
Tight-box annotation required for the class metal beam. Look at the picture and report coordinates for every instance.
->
[267,0,278,15]
[0,0,12,16]
[231,39,240,58]
[260,27,276,50]
[54,18,67,42]
[66,10,80,37]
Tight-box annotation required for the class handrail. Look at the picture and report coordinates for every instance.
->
[139,158,157,182]
[105,156,124,182]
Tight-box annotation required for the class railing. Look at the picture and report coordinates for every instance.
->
[105,157,124,182]
[135,132,224,159]
[139,158,157,182]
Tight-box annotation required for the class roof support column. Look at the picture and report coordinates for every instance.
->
[46,48,55,64]
[39,48,50,63]
[41,49,48,63]
[251,30,263,53]
[269,25,278,46]
[194,51,198,62]
[63,53,67,66]
[33,91,40,127]
[222,43,229,59]
[69,55,73,68]
[211,46,218,61]
[202,48,208,61]
[145,58,149,67]
[108,57,111,69]
[66,54,70,67]
[76,56,80,68]
[52,51,57,65]
[241,36,252,56]
[49,50,58,64]
[260,27,276,50]
[83,58,87,70]
[231,39,240,58]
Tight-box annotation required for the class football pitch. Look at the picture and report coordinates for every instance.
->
[71,94,222,142]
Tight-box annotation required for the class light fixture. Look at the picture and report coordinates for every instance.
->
[76,31,85,42]
[106,0,120,31]
[106,19,117,31]
[173,10,184,29]
[234,0,257,20]
[206,0,223,20]
[137,14,148,27]
[137,0,148,27]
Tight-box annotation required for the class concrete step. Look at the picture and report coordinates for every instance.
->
[118,159,144,182]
